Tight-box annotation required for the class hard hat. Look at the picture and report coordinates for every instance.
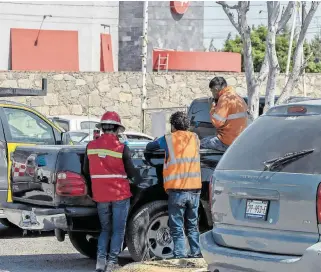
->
[96,111,125,133]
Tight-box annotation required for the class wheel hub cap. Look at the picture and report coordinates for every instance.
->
[156,227,172,246]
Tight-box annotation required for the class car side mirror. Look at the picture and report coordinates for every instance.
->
[59,132,72,145]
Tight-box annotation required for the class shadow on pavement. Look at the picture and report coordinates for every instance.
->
[0,253,132,272]
[0,224,54,239]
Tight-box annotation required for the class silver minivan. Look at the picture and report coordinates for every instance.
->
[200,100,321,272]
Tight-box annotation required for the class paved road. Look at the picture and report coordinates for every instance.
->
[0,224,132,272]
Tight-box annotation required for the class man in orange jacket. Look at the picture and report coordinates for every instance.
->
[146,111,202,259]
[200,77,248,151]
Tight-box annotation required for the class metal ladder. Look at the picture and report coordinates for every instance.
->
[157,53,169,72]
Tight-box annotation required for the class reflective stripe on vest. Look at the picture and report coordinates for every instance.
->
[164,134,200,169]
[212,111,247,122]
[91,174,127,179]
[163,172,201,183]
[87,149,122,158]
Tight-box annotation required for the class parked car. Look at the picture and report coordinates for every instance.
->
[0,96,314,258]
[48,115,100,132]
[200,100,321,272]
[0,100,64,227]
[68,129,154,145]
[188,95,313,139]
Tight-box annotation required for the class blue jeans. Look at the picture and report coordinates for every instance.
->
[168,190,201,258]
[200,136,229,152]
[97,198,130,264]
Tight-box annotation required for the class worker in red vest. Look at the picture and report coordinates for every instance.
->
[83,111,141,272]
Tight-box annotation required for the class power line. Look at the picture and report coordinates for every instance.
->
[1,12,320,22]
[0,1,269,8]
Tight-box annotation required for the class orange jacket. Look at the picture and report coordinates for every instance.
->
[210,86,247,146]
[163,131,201,191]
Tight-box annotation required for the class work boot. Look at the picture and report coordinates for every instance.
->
[105,262,121,272]
[95,257,106,272]
[188,253,203,258]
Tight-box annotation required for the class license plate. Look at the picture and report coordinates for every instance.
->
[245,200,269,220]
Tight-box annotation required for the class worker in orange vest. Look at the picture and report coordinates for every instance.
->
[146,111,202,259]
[200,76,248,151]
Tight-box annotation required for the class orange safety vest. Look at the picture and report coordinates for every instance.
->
[163,131,202,191]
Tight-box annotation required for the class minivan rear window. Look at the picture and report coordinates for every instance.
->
[217,115,321,174]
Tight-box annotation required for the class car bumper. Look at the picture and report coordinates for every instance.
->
[200,230,321,272]
[1,202,67,231]
[0,190,7,219]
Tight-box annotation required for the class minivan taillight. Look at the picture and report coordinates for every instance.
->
[317,183,321,223]
[56,171,87,196]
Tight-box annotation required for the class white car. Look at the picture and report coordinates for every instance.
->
[68,129,154,145]
[47,115,100,132]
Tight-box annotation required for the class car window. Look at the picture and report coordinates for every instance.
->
[217,114,321,174]
[126,135,151,141]
[80,121,99,130]
[3,107,55,144]
[69,132,89,143]
[188,100,211,123]
[53,119,69,132]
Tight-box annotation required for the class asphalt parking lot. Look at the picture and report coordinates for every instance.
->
[0,224,132,272]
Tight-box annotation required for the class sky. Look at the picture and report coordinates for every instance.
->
[203,1,321,50]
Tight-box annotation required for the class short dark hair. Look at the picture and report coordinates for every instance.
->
[170,111,190,131]
[101,124,118,133]
[209,77,227,90]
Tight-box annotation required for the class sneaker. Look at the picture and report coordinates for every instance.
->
[95,258,106,272]
[188,253,203,258]
[105,262,121,272]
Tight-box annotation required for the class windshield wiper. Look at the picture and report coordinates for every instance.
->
[263,149,314,171]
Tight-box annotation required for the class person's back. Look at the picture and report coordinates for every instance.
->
[201,77,247,151]
[146,111,202,259]
[212,86,247,146]
[87,133,130,203]
[84,111,141,272]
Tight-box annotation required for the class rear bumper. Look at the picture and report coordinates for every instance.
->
[200,230,321,272]
[1,202,97,231]
[0,190,7,219]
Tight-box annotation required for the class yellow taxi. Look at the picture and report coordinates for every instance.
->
[0,100,64,226]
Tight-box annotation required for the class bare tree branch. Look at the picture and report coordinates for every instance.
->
[264,2,281,112]
[216,1,239,9]
[277,1,295,33]
[216,1,241,34]
[277,1,320,104]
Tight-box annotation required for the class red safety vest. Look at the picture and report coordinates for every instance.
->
[87,133,131,202]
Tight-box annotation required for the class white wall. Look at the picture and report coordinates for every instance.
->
[0,1,119,71]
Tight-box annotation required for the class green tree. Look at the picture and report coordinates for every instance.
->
[223,25,321,73]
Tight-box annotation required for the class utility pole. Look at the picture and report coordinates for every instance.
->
[141,1,148,133]
[285,2,298,85]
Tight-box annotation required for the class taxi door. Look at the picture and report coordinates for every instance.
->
[0,104,62,202]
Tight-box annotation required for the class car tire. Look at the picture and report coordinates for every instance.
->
[0,218,18,228]
[68,232,97,259]
[126,200,174,262]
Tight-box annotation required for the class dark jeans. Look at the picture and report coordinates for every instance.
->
[168,190,201,258]
[200,136,229,152]
[97,198,130,264]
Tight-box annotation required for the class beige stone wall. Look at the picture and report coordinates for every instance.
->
[0,71,321,134]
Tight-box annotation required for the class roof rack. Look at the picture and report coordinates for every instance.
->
[0,78,47,97]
